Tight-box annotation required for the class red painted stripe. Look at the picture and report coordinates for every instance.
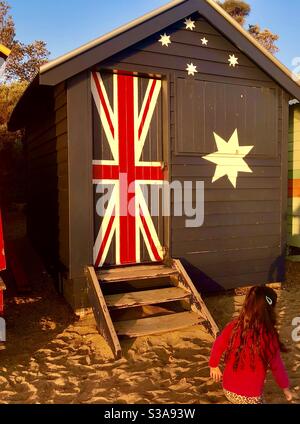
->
[95,214,115,268]
[135,166,164,181]
[93,165,163,182]
[118,74,136,265]
[93,164,119,181]
[138,79,157,140]
[140,208,161,262]
[92,72,115,139]
[288,179,300,198]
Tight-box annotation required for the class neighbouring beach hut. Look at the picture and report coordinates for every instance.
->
[8,0,300,354]
[0,43,10,315]
[288,102,300,249]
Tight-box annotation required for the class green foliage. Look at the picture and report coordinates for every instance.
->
[218,0,279,54]
[248,25,279,55]
[0,81,27,120]
[0,81,27,141]
[217,0,251,26]
[0,81,27,205]
[0,0,49,82]
[0,0,50,206]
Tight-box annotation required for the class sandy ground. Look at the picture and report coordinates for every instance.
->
[0,258,300,405]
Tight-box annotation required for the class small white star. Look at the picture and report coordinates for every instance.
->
[186,62,198,76]
[201,37,208,46]
[159,33,171,47]
[184,18,196,31]
[228,54,239,67]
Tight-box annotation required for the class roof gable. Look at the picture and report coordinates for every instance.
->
[38,0,300,100]
[40,0,197,85]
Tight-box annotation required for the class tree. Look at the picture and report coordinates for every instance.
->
[0,81,27,144]
[248,25,279,55]
[0,0,49,207]
[0,82,27,206]
[218,0,279,54]
[217,0,250,26]
[0,0,49,82]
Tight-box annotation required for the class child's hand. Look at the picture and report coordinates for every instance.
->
[283,388,293,402]
[210,367,223,383]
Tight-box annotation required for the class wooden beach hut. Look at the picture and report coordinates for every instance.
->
[288,102,300,249]
[8,0,300,356]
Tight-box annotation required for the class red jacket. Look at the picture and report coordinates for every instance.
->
[209,321,290,397]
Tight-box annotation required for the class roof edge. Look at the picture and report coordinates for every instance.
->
[205,0,299,87]
[39,0,299,90]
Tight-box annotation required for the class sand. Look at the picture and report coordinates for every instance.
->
[0,260,300,405]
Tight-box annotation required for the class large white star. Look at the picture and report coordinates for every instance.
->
[184,18,196,31]
[228,54,239,67]
[186,62,198,76]
[159,33,171,47]
[202,129,254,188]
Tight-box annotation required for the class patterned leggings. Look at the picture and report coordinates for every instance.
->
[224,390,264,404]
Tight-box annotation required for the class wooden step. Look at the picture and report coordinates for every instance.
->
[105,287,190,310]
[114,311,203,338]
[98,264,178,283]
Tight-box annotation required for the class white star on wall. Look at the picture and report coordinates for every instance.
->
[201,37,208,46]
[202,129,254,188]
[186,62,198,76]
[184,18,196,31]
[159,33,171,47]
[228,54,239,67]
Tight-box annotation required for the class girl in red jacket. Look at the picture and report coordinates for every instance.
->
[209,286,293,404]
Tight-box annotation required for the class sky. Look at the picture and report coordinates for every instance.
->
[7,0,300,71]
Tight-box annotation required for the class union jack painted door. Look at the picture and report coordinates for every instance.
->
[92,72,166,268]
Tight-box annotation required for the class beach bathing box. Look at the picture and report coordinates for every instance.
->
[8,0,300,353]
[288,102,300,249]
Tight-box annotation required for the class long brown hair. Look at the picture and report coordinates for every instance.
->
[225,286,286,371]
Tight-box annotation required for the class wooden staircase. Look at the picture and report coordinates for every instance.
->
[85,260,219,359]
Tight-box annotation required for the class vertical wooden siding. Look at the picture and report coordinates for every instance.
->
[170,85,288,288]
[26,83,69,272]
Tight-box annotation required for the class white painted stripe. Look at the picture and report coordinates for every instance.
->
[136,185,163,262]
[134,77,140,165]
[138,78,154,129]
[136,79,162,162]
[135,182,141,264]
[136,180,164,185]
[114,182,121,266]
[93,179,119,185]
[139,216,156,262]
[91,73,118,163]
[113,74,119,158]
[135,161,163,168]
[93,160,118,166]
[94,185,117,266]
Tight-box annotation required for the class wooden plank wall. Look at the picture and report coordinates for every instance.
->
[103,16,275,82]
[101,13,289,289]
[288,104,300,248]
[26,83,69,274]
